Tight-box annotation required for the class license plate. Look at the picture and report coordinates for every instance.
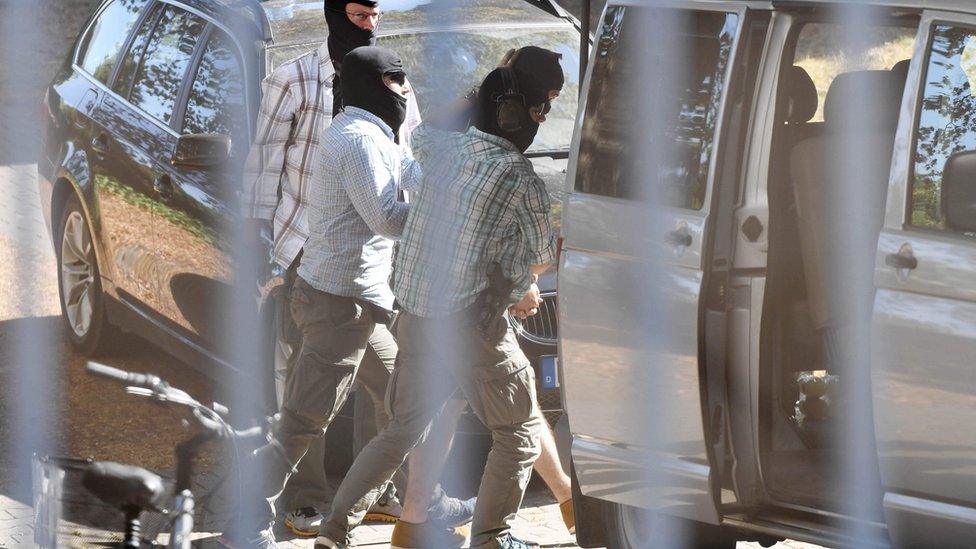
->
[540,355,559,389]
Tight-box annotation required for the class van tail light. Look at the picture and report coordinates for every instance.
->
[556,236,564,270]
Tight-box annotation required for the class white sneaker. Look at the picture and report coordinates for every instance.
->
[284,507,322,537]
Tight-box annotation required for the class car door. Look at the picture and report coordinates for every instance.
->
[559,1,759,523]
[871,11,976,547]
[153,24,251,352]
[90,0,207,318]
[72,0,153,303]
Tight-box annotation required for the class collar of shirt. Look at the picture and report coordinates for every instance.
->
[342,106,395,141]
[466,126,520,154]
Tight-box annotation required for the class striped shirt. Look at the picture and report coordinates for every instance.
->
[394,125,555,317]
[241,43,421,269]
[298,107,422,311]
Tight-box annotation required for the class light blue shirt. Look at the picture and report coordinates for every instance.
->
[298,107,421,310]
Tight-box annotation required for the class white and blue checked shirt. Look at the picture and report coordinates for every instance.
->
[394,125,555,317]
[297,107,422,311]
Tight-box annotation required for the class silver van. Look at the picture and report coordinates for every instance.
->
[558,1,976,547]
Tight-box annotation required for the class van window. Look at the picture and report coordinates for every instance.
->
[793,23,915,122]
[573,6,738,208]
[182,30,246,142]
[77,0,148,84]
[910,25,976,231]
[127,5,207,127]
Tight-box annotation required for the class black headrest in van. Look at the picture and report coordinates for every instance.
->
[786,66,818,123]
[823,70,904,131]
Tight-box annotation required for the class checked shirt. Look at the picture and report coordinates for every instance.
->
[394,125,556,318]
[241,43,420,269]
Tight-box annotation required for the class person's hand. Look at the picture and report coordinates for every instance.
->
[509,283,542,319]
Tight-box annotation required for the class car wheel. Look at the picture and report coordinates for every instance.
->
[604,502,735,549]
[56,194,119,355]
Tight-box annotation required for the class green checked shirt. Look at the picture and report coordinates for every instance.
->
[394,125,555,318]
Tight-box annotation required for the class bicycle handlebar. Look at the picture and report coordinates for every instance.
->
[87,361,164,390]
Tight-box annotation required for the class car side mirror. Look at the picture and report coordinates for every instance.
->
[942,150,976,233]
[172,133,232,169]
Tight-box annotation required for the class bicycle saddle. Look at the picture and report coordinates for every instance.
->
[82,461,166,512]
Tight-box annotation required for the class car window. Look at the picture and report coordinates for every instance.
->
[794,23,915,122]
[113,1,164,98]
[77,0,148,84]
[182,30,246,145]
[910,25,976,232]
[573,6,738,208]
[127,5,207,127]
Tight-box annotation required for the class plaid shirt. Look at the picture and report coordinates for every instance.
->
[394,125,555,317]
[297,107,422,311]
[241,43,421,269]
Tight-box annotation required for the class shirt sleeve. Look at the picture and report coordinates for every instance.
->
[517,173,556,266]
[241,71,297,221]
[342,135,411,239]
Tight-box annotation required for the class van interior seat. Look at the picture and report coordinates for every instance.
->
[788,65,908,366]
[784,65,821,143]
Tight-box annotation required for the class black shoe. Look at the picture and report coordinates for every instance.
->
[499,534,540,549]
[428,486,476,527]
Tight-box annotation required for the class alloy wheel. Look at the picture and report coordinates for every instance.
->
[60,211,95,337]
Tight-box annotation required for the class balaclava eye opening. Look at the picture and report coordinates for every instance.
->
[341,46,408,136]
[325,0,378,115]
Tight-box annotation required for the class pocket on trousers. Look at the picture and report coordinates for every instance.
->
[474,365,536,428]
[327,297,364,328]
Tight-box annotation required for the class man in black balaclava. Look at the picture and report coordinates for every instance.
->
[325,0,378,115]
[340,46,408,137]
[474,45,565,152]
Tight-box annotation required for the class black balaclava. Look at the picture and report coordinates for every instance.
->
[474,46,564,153]
[341,46,408,135]
[325,0,378,115]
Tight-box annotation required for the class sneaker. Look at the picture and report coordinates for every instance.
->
[313,535,348,549]
[559,499,576,534]
[499,533,540,549]
[364,482,402,523]
[428,491,476,527]
[284,507,322,537]
[218,528,278,549]
[390,520,470,549]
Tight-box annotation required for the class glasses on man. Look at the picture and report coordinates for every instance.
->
[346,9,381,23]
[529,100,552,120]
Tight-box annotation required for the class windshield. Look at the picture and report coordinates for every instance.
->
[266,25,580,153]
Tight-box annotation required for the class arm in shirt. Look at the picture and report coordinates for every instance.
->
[510,172,556,299]
[341,134,412,239]
[241,71,297,220]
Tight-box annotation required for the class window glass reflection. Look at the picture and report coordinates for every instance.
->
[128,5,206,126]
[911,26,976,230]
[78,0,147,84]
[183,31,246,144]
[574,6,737,208]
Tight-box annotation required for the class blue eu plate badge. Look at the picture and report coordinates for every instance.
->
[540,355,559,389]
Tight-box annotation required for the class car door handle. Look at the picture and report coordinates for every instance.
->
[885,251,918,270]
[665,228,693,248]
[153,174,174,201]
[91,133,109,156]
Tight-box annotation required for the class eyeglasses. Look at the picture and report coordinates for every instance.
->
[346,9,381,23]
[529,100,552,118]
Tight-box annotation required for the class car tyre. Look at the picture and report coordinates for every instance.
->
[56,194,121,356]
[604,502,735,549]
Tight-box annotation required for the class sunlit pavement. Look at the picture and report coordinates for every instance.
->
[0,164,822,548]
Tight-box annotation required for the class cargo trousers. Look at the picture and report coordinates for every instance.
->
[320,311,544,548]
[238,276,393,531]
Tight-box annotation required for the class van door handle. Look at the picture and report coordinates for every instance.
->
[91,133,109,156]
[885,251,917,270]
[665,228,693,248]
[153,174,174,201]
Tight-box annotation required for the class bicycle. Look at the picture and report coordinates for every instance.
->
[75,361,270,549]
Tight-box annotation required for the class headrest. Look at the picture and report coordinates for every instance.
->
[823,69,905,131]
[786,66,818,123]
[890,59,910,83]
